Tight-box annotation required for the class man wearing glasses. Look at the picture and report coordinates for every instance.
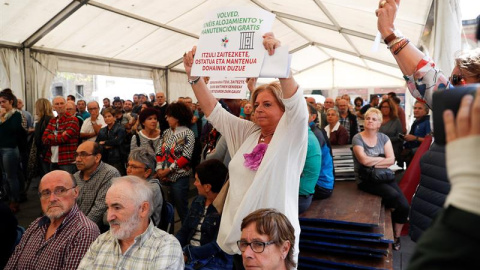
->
[80,101,106,142]
[73,141,120,231]
[5,170,100,269]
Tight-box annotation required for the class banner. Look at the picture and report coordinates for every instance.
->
[191,7,275,78]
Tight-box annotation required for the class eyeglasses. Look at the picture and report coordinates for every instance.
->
[237,240,276,253]
[87,107,99,111]
[38,186,76,199]
[74,152,96,159]
[450,74,465,86]
[126,164,146,170]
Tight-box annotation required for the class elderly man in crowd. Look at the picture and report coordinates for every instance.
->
[77,176,184,269]
[42,96,79,174]
[66,100,84,128]
[5,170,99,270]
[74,141,120,231]
[337,99,360,144]
[154,91,169,134]
[306,97,326,128]
[80,101,106,142]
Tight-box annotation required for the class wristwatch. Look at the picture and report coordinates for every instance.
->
[188,76,201,85]
[384,30,403,45]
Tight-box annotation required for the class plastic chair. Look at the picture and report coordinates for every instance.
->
[12,226,25,252]
[158,202,175,234]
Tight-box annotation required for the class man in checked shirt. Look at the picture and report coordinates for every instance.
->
[78,175,184,269]
[5,170,100,269]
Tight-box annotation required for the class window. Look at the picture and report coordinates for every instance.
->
[53,85,63,97]
[76,85,84,99]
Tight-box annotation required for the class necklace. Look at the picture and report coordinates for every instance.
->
[259,133,274,142]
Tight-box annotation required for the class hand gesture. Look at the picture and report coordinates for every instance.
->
[246,78,258,92]
[183,46,197,78]
[443,87,480,143]
[376,0,400,38]
[262,32,281,56]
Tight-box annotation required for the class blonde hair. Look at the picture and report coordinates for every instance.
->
[365,107,383,123]
[35,98,54,118]
[455,48,480,81]
[250,82,285,112]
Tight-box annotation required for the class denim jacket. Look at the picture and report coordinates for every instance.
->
[175,196,232,268]
[96,122,126,164]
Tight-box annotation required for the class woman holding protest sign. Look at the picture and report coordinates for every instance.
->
[183,32,308,269]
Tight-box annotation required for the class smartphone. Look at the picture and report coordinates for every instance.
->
[432,84,479,145]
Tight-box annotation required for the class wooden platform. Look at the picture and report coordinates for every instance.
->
[299,181,394,270]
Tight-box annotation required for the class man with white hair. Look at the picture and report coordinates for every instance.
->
[42,96,79,173]
[77,176,184,269]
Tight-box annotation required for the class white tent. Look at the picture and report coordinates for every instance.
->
[0,0,462,110]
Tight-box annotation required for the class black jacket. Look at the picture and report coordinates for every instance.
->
[409,143,451,242]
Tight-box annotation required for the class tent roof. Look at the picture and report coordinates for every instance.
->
[0,0,433,89]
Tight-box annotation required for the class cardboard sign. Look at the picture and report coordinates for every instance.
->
[207,78,249,99]
[191,7,275,78]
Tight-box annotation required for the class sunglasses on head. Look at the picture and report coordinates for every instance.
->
[450,74,466,86]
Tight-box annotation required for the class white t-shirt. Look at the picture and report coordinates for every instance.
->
[80,115,106,142]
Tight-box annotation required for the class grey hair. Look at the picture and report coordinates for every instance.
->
[111,176,154,215]
[128,148,156,177]
[326,108,339,117]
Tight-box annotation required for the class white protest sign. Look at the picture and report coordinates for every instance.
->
[207,78,249,99]
[191,7,275,78]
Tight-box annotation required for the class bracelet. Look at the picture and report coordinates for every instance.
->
[188,76,201,85]
[390,38,410,55]
[387,37,405,49]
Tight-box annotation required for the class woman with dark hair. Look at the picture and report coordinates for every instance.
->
[238,208,296,270]
[96,108,127,175]
[379,99,403,163]
[130,107,161,153]
[156,102,195,224]
[176,159,233,270]
[0,89,25,213]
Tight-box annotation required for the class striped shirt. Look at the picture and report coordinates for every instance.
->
[189,206,208,246]
[77,222,184,270]
[5,204,100,270]
[156,126,195,182]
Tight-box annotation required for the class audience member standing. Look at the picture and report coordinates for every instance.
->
[42,96,79,174]
[130,108,161,153]
[0,89,25,213]
[34,98,54,177]
[96,108,126,175]
[80,101,106,142]
[154,91,169,134]
[77,99,90,120]
[156,102,195,225]
[357,95,379,120]
[379,99,403,164]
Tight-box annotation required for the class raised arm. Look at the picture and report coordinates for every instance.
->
[183,47,218,118]
[376,0,424,76]
[262,32,299,99]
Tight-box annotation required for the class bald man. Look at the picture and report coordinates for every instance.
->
[42,96,79,174]
[306,97,327,128]
[5,170,99,270]
[154,91,169,134]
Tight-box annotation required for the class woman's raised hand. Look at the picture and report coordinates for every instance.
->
[183,46,197,78]
[376,0,400,38]
[263,32,281,56]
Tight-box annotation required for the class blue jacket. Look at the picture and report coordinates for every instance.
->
[405,115,431,149]
[175,196,232,268]
[310,123,335,190]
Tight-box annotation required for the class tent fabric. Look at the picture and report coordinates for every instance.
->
[0,48,25,100]
[0,0,463,99]
[31,52,59,101]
